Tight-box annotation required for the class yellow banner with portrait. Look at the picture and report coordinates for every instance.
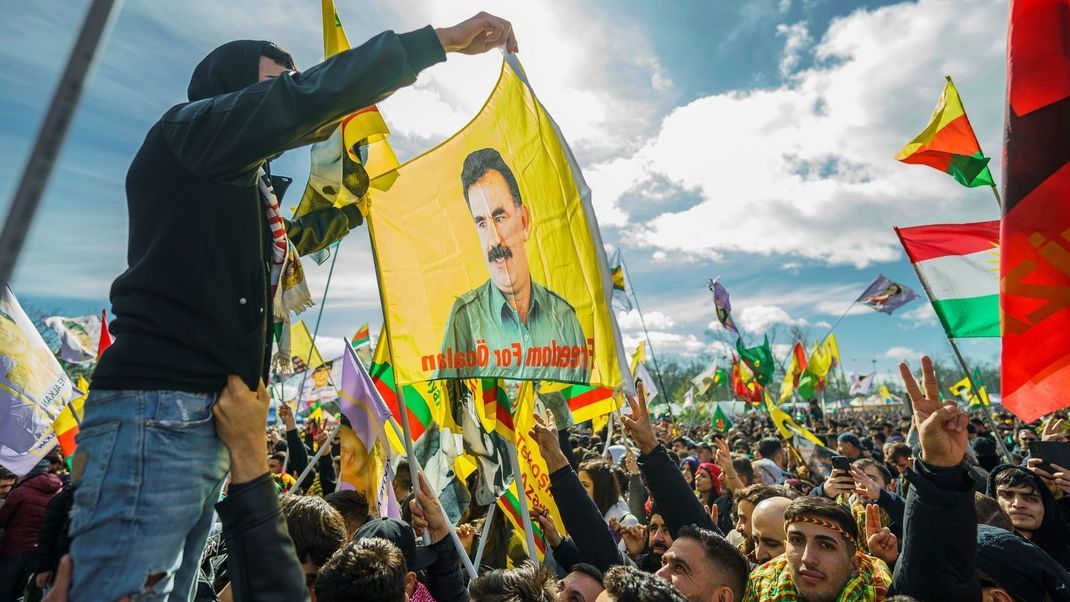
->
[367,56,628,391]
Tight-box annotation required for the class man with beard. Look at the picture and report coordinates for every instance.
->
[630,508,673,573]
[437,147,588,382]
[744,496,891,601]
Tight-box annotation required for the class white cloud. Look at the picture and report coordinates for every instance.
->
[900,303,938,329]
[622,331,722,358]
[591,0,1005,267]
[736,304,808,333]
[883,346,919,361]
[776,21,812,76]
[616,310,676,331]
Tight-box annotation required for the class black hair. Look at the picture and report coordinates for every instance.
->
[260,42,296,70]
[602,564,687,602]
[885,442,912,463]
[280,495,347,567]
[461,148,523,208]
[757,437,783,459]
[324,490,370,533]
[675,525,749,601]
[270,452,287,463]
[993,466,1040,496]
[579,459,620,517]
[468,561,557,602]
[852,458,893,487]
[316,538,407,602]
[732,456,755,485]
[569,562,604,585]
[975,491,1015,532]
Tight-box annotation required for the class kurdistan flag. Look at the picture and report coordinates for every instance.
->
[894,221,999,338]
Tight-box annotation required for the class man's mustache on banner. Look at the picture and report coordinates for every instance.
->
[488,243,513,262]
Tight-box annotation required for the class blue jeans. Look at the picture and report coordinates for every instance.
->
[68,390,228,601]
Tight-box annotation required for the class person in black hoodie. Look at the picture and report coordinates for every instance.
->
[68,14,518,601]
[986,464,1070,571]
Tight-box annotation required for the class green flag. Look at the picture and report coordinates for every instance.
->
[736,336,775,387]
[711,403,733,432]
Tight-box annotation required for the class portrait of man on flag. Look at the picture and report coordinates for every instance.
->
[368,56,629,390]
[437,148,587,382]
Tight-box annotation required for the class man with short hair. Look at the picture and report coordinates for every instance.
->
[633,511,673,573]
[469,561,559,601]
[654,524,750,602]
[268,451,287,474]
[600,564,687,602]
[731,484,783,560]
[986,464,1070,569]
[754,438,786,484]
[323,490,370,539]
[316,537,408,602]
[744,496,890,601]
[750,496,793,564]
[837,433,864,459]
[1014,426,1039,457]
[437,147,587,381]
[558,562,605,602]
[280,495,347,590]
[0,469,15,502]
[70,12,517,599]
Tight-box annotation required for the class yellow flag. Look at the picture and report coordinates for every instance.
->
[291,321,325,371]
[808,334,840,379]
[764,392,823,446]
[630,341,646,376]
[512,382,567,538]
[367,57,629,392]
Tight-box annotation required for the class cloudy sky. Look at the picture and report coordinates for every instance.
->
[0,0,1006,384]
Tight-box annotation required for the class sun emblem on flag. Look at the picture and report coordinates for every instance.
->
[984,240,1000,274]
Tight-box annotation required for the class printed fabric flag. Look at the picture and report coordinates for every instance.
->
[512,382,568,539]
[731,356,763,404]
[42,314,101,364]
[498,479,547,561]
[289,320,325,373]
[895,77,996,188]
[469,379,515,443]
[708,278,738,334]
[293,0,399,225]
[0,288,77,475]
[779,342,808,402]
[337,343,401,519]
[683,387,694,407]
[849,373,876,396]
[711,403,733,432]
[895,221,1000,338]
[737,336,775,387]
[1000,0,1070,421]
[798,335,840,400]
[764,392,823,446]
[634,363,659,404]
[367,56,629,391]
[369,328,447,444]
[97,309,113,360]
[54,376,88,458]
[949,373,991,407]
[352,323,371,348]
[556,383,619,424]
[857,275,919,315]
[608,248,632,312]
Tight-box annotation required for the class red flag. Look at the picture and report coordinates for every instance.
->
[97,309,113,360]
[1000,0,1070,421]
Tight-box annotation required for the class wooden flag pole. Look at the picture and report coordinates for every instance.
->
[505,439,540,562]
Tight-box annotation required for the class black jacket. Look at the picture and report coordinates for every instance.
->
[548,465,632,573]
[34,483,73,574]
[284,428,336,495]
[216,473,306,601]
[637,444,719,538]
[986,464,1070,571]
[93,29,445,392]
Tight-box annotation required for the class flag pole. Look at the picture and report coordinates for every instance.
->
[472,502,497,569]
[385,414,478,579]
[990,185,1004,213]
[816,299,857,347]
[946,75,1003,213]
[282,423,340,497]
[0,0,123,292]
[900,256,1013,463]
[294,242,341,411]
[946,340,1013,464]
[621,257,674,418]
[505,440,540,562]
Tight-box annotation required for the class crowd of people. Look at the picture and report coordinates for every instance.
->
[4,355,1070,601]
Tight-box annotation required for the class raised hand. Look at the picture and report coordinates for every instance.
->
[899,356,968,468]
[1042,417,1070,443]
[531,410,569,472]
[456,523,476,554]
[822,470,857,499]
[620,523,648,557]
[1027,458,1070,497]
[850,466,882,501]
[865,503,898,565]
[532,508,563,548]
[410,471,449,544]
[625,448,640,476]
[435,12,519,55]
[620,381,658,454]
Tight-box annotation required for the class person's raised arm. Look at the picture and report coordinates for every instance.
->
[165,13,517,182]
[408,472,468,602]
[891,356,978,602]
[620,383,717,537]
[213,376,307,602]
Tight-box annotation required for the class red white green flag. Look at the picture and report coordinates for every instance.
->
[497,481,546,560]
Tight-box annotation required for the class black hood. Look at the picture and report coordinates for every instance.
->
[187,40,277,102]
[977,524,1070,601]
[986,464,1070,564]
